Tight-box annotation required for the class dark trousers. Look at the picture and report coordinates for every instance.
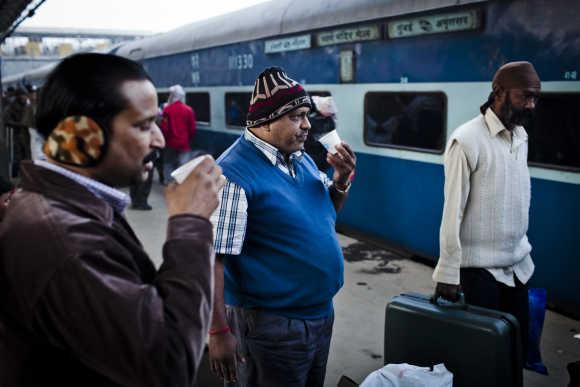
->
[0,176,13,195]
[11,128,31,178]
[129,169,153,207]
[154,149,165,184]
[226,307,334,387]
[163,148,191,183]
[460,268,529,366]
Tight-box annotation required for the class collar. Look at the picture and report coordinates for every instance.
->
[484,108,528,143]
[34,160,129,213]
[244,128,304,166]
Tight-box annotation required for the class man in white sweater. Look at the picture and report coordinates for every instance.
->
[433,61,541,358]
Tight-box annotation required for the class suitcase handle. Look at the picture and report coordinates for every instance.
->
[400,292,468,310]
[431,292,468,309]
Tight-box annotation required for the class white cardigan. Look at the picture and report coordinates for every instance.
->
[433,108,534,286]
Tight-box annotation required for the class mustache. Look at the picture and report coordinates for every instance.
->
[143,149,161,164]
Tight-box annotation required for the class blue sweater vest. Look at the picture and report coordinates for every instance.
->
[217,135,344,319]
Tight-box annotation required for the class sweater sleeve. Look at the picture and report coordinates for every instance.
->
[30,214,214,387]
[433,140,471,285]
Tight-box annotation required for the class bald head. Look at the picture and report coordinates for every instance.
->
[492,61,541,91]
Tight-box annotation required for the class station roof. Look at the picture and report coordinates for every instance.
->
[0,0,35,39]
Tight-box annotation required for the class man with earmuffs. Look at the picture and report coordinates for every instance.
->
[0,53,223,387]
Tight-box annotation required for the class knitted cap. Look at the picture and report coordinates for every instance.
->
[246,67,312,128]
[492,61,541,91]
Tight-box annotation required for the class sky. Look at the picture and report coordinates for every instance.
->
[20,0,272,34]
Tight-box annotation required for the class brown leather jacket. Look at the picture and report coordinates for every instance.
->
[0,162,214,387]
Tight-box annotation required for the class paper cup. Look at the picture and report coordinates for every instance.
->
[170,154,213,184]
[318,130,342,154]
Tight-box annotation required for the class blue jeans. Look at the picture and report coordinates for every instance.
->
[226,307,334,387]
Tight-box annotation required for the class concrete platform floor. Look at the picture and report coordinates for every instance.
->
[126,182,579,387]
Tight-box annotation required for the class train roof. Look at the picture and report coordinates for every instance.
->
[3,0,486,84]
[115,0,487,60]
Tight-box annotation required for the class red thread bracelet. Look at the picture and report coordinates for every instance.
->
[209,326,231,335]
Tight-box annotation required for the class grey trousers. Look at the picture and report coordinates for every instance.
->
[225,306,334,387]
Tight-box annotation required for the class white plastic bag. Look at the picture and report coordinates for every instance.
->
[360,363,453,387]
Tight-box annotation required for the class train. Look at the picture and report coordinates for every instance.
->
[3,0,579,318]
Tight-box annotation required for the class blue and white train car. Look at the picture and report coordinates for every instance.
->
[6,0,580,317]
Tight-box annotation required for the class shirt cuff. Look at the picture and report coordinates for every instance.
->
[432,261,460,285]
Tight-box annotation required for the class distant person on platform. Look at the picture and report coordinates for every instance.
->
[433,61,542,365]
[208,67,356,387]
[160,84,196,183]
[3,87,30,176]
[2,86,16,105]
[21,84,45,161]
[304,95,337,173]
[0,177,12,195]
[0,53,222,386]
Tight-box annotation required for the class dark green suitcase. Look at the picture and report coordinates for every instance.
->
[385,293,522,387]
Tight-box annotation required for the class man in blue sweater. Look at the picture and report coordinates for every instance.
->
[208,67,356,387]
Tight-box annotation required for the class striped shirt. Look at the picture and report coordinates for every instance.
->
[35,160,130,213]
[211,129,332,255]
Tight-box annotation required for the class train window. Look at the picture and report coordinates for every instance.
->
[157,92,170,106]
[225,92,251,128]
[186,92,210,124]
[527,93,580,171]
[364,92,446,153]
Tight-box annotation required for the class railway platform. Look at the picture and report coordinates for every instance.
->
[126,182,579,387]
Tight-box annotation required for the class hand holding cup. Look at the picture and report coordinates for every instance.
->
[165,155,225,219]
